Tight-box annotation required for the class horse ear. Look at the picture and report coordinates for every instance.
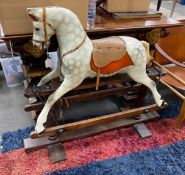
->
[27,8,39,21]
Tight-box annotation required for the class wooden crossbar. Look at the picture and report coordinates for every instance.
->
[153,60,185,86]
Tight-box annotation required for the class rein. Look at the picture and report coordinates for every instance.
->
[62,34,87,58]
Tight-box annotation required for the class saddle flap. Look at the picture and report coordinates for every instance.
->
[92,36,127,67]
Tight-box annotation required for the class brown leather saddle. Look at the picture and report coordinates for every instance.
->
[90,36,133,90]
[92,36,127,68]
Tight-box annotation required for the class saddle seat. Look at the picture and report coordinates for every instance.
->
[91,36,133,74]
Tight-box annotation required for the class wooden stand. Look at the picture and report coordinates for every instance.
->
[24,112,160,163]
[24,112,160,151]
[23,67,167,163]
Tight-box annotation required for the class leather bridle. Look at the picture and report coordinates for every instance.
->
[32,7,55,47]
[32,6,87,58]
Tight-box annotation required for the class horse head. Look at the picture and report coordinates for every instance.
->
[27,7,55,50]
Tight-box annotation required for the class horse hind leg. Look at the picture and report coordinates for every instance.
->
[126,67,163,107]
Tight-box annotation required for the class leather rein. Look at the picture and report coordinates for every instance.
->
[33,7,87,59]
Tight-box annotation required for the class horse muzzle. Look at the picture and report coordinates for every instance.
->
[32,39,49,50]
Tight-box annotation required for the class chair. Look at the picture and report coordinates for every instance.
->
[153,20,185,129]
[157,0,177,17]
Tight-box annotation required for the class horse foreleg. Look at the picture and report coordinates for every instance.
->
[37,65,61,86]
[28,67,61,104]
[35,77,83,133]
[127,68,163,107]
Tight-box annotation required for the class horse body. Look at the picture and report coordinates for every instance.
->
[27,7,163,133]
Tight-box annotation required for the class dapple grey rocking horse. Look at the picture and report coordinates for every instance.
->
[27,6,164,134]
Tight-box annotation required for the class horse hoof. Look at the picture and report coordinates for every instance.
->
[29,97,37,104]
[161,100,168,108]
[30,130,44,139]
[37,82,43,87]
[35,124,45,134]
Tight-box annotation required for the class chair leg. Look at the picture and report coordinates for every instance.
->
[170,0,176,17]
[157,0,163,11]
[176,100,185,129]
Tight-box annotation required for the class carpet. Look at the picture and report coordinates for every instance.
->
[0,98,184,175]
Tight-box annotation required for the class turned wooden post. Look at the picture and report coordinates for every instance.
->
[157,0,163,11]
[176,101,185,129]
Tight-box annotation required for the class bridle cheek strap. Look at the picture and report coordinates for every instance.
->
[32,7,55,46]
[42,6,48,44]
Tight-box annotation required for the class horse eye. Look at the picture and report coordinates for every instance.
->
[35,27,40,31]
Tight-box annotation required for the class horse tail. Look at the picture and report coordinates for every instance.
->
[141,41,152,65]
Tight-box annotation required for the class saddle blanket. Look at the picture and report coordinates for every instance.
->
[91,36,133,74]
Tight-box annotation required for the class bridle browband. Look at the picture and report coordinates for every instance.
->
[32,6,87,59]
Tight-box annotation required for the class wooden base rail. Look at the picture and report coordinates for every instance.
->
[24,111,160,155]
[30,103,167,139]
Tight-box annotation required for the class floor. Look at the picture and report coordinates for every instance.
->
[0,1,184,140]
[0,71,34,136]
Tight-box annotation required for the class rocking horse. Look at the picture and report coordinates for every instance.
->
[27,6,165,135]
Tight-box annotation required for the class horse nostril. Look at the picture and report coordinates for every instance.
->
[32,42,36,47]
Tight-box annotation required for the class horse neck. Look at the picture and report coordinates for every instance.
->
[53,8,87,55]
